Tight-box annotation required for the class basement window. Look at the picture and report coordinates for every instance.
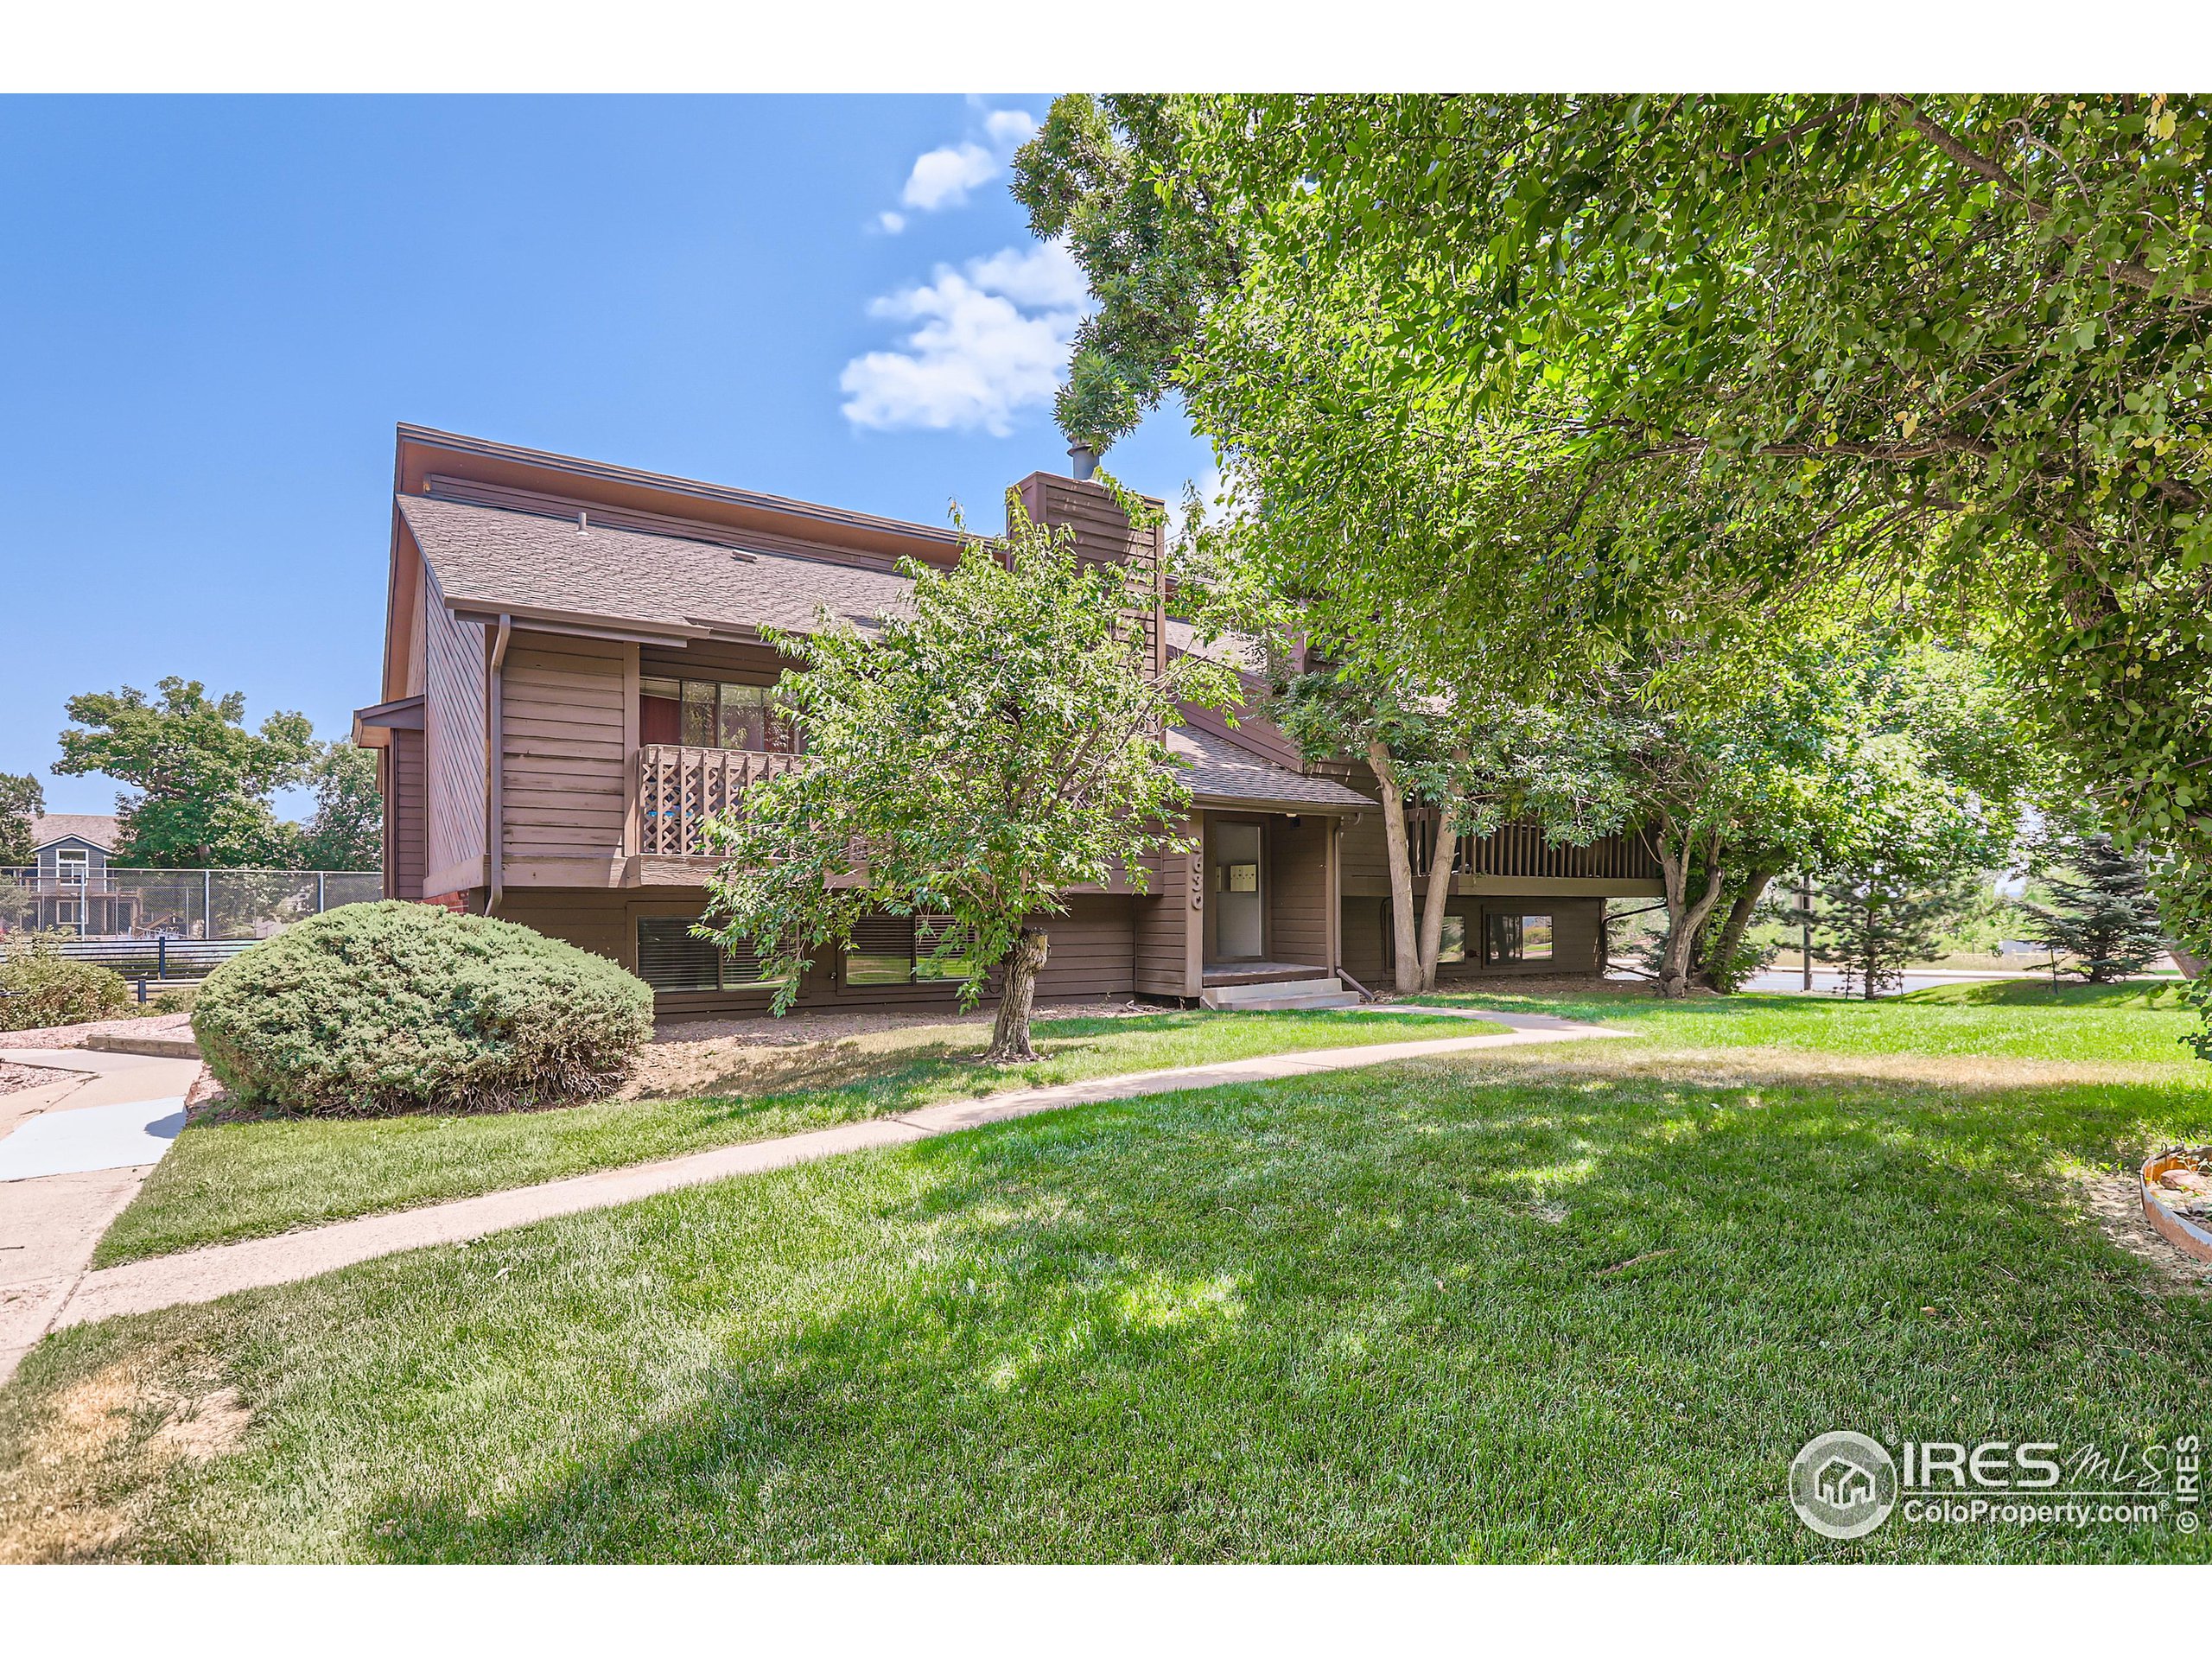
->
[1487,912,1554,963]
[635,916,785,993]
[845,912,977,985]
[1438,913,1466,964]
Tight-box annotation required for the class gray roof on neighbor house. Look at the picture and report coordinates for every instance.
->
[399,493,918,639]
[1168,726,1370,811]
[30,813,120,852]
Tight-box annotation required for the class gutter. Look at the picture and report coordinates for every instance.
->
[484,613,512,915]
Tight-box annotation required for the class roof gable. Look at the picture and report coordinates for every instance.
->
[29,813,120,852]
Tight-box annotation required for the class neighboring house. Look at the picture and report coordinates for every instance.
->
[12,814,132,935]
[356,426,1664,1014]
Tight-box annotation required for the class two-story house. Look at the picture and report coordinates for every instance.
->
[355,426,1662,1015]
[11,815,133,935]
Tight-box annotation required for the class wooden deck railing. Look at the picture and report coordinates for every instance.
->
[1409,815,1662,882]
[636,745,808,856]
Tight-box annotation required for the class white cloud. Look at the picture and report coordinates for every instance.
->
[880,106,1039,228]
[840,241,1088,437]
[901,141,998,212]
[963,242,1088,309]
[982,108,1038,151]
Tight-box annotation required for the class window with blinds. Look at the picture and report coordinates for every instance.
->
[844,913,976,984]
[845,912,916,984]
[635,917,783,993]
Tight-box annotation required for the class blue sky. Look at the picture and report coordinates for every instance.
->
[0,95,1210,818]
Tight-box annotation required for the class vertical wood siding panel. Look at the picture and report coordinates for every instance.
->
[421,564,487,886]
[391,728,428,898]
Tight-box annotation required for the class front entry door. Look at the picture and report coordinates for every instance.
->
[1213,822,1264,959]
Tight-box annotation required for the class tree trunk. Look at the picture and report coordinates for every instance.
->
[1697,868,1777,992]
[1415,779,1467,993]
[1653,823,1727,1000]
[985,925,1049,1063]
[2171,945,2205,979]
[1369,740,1422,995]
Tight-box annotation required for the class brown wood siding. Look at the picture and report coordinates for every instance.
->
[1333,760,1657,893]
[1133,844,1198,998]
[1029,894,1136,1000]
[1338,897,1390,986]
[1268,814,1332,968]
[1340,803,1393,896]
[502,632,630,871]
[639,639,792,684]
[1014,473,1166,678]
[494,888,633,966]
[498,887,1133,1015]
[421,563,487,887]
[391,728,427,899]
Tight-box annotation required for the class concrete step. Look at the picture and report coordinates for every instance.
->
[1202,980,1363,1012]
[82,1032,201,1060]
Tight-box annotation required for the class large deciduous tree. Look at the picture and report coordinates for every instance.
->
[1271,654,1638,994]
[55,678,315,868]
[1017,92,2212,1015]
[0,772,43,866]
[296,743,385,871]
[700,500,1236,1064]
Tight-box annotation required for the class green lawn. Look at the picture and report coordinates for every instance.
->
[1408,982,2205,1069]
[10,989,2212,1562]
[92,1007,1477,1266]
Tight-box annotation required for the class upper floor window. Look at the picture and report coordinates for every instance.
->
[639,677,800,754]
[54,848,89,884]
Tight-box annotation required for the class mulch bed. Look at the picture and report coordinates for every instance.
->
[0,1010,194,1050]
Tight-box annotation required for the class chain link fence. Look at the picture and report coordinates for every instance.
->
[0,867,382,942]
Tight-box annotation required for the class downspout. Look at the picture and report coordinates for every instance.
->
[484,613,512,915]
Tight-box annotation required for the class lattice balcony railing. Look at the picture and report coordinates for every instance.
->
[636,744,809,856]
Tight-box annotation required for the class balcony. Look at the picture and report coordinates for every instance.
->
[1408,816,1662,883]
[636,744,808,856]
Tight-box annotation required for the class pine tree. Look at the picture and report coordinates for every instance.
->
[2018,826,2166,982]
[1809,868,1967,999]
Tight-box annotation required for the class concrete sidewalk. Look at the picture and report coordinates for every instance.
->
[0,1048,204,1385]
[50,1010,1630,1336]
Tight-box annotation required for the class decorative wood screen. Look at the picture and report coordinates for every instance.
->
[636,744,808,856]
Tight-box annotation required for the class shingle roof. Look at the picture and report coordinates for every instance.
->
[399,493,918,639]
[1168,726,1371,811]
[31,813,120,852]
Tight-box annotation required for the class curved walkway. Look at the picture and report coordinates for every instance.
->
[0,1046,204,1385]
[41,1007,1629,1340]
